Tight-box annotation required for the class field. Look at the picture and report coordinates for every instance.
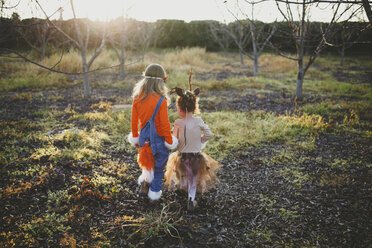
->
[0,47,371,247]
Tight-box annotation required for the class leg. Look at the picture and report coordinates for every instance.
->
[148,166,164,200]
[188,174,197,201]
[138,168,153,196]
[138,168,154,185]
[148,149,169,201]
[137,143,155,196]
[184,154,199,210]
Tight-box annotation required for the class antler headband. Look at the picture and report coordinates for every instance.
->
[174,68,200,97]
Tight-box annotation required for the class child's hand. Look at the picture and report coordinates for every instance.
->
[164,136,179,150]
[128,133,140,148]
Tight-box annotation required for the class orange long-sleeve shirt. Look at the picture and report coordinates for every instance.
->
[131,93,173,144]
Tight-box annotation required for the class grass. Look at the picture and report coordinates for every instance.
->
[28,122,111,162]
[1,47,370,163]
[105,204,183,246]
[260,53,297,73]
[277,166,310,189]
[0,70,70,91]
[0,47,371,246]
[2,47,371,102]
[200,110,328,159]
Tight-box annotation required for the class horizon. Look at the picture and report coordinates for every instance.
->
[2,0,367,23]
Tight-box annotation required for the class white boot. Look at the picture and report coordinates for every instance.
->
[137,168,154,185]
[148,189,162,201]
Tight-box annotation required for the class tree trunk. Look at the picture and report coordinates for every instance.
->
[119,48,125,80]
[339,45,345,66]
[41,43,46,60]
[119,58,125,80]
[251,24,258,76]
[253,54,258,76]
[83,64,90,98]
[362,0,372,24]
[239,51,244,65]
[296,60,304,100]
[295,1,306,101]
[81,49,90,98]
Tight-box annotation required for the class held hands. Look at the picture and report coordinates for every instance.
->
[164,136,179,150]
[128,133,140,148]
[129,133,179,150]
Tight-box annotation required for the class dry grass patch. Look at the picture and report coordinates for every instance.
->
[41,49,118,73]
[320,173,352,187]
[260,53,297,73]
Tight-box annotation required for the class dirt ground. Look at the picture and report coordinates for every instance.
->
[0,69,371,247]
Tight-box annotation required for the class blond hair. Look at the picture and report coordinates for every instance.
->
[132,63,169,102]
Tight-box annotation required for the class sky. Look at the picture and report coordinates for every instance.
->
[3,0,366,23]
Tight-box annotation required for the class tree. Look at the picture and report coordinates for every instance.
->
[70,2,106,98]
[108,17,136,80]
[229,21,251,64]
[330,22,364,66]
[362,0,372,23]
[155,20,189,48]
[1,0,21,17]
[274,0,363,99]
[135,21,159,60]
[209,20,250,64]
[34,0,107,98]
[223,0,276,76]
[14,17,56,59]
[208,20,232,52]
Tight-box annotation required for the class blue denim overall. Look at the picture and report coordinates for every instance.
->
[139,96,169,193]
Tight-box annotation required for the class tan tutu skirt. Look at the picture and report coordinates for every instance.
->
[164,151,221,193]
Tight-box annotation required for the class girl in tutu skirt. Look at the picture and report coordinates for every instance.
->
[164,86,220,210]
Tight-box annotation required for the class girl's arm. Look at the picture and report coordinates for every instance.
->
[158,99,178,149]
[173,120,180,139]
[200,118,212,144]
[128,102,139,146]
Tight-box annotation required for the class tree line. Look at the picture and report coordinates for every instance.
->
[1,0,371,99]
[1,16,371,56]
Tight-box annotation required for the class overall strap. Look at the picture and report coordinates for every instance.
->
[151,96,164,120]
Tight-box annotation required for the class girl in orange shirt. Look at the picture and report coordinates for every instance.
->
[128,64,178,201]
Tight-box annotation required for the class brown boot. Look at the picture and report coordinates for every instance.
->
[138,181,149,196]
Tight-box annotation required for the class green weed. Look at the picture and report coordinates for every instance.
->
[258,194,277,212]
[91,171,122,196]
[47,189,71,210]
[277,167,310,188]
[320,173,352,187]
[279,206,300,220]
[30,128,109,162]
[8,164,49,178]
[108,204,183,246]
[18,212,70,247]
[247,226,274,243]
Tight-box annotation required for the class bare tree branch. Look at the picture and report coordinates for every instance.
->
[1,48,140,75]
[362,0,372,22]
[275,0,364,99]
[34,0,81,48]
[275,0,371,4]
[222,0,276,75]
[87,26,106,68]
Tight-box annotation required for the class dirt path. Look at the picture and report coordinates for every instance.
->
[0,86,371,247]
